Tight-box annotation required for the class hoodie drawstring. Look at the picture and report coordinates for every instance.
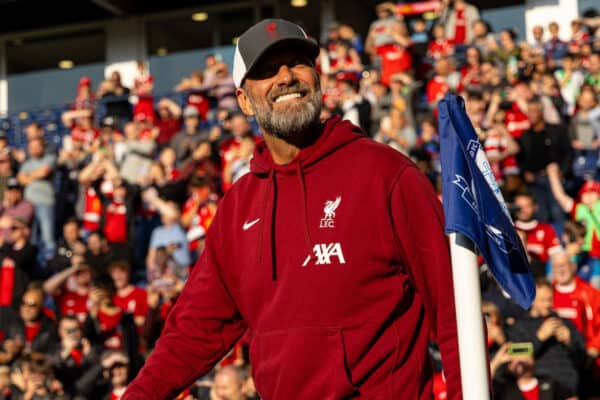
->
[256,162,313,282]
[256,169,278,280]
[296,161,313,255]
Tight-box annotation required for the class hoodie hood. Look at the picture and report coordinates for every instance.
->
[249,116,364,280]
[250,116,364,175]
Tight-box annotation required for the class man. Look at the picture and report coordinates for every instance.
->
[43,257,93,324]
[49,315,98,398]
[17,136,57,264]
[0,177,34,242]
[2,286,57,354]
[211,365,249,400]
[48,217,86,274]
[124,19,462,399]
[491,344,577,400]
[518,99,569,224]
[109,260,148,329]
[530,25,545,55]
[170,105,209,168]
[544,22,568,68]
[550,251,600,359]
[505,278,585,395]
[0,216,38,281]
[218,112,255,192]
[512,192,562,274]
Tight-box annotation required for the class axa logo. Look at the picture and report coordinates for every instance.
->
[302,242,346,266]
[320,196,341,228]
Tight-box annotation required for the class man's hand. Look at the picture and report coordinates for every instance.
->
[555,323,571,346]
[490,342,511,377]
[3,336,24,357]
[537,317,559,342]
[524,171,536,184]
[487,324,506,345]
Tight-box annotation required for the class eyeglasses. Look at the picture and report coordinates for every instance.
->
[10,225,22,231]
[65,327,79,334]
[21,300,39,307]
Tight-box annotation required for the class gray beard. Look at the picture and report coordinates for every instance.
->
[248,87,323,141]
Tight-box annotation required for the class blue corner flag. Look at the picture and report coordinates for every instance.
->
[439,94,535,309]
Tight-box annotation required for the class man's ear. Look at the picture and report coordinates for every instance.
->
[236,87,255,117]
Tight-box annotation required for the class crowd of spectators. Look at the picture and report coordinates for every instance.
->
[1,0,600,398]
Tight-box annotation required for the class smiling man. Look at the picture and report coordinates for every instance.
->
[124,19,462,400]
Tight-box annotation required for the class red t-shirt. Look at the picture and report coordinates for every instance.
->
[71,126,99,147]
[377,44,413,87]
[98,309,124,350]
[553,283,587,335]
[104,201,128,243]
[155,119,181,145]
[57,289,89,324]
[426,76,449,105]
[427,39,454,60]
[24,321,41,344]
[519,378,540,400]
[113,286,148,318]
[505,104,531,139]
[515,220,561,263]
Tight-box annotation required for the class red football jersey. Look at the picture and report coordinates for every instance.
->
[377,44,412,87]
[505,104,531,139]
[426,76,449,105]
[113,286,148,318]
[515,220,562,263]
[98,309,124,350]
[56,289,89,324]
[553,283,587,336]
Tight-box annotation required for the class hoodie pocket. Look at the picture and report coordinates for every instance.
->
[250,327,358,400]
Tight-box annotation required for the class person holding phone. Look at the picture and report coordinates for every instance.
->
[491,342,577,400]
[505,278,585,395]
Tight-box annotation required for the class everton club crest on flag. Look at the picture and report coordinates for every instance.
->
[439,93,535,309]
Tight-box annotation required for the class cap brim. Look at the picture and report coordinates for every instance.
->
[239,38,320,86]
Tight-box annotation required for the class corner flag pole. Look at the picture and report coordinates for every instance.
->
[449,233,491,400]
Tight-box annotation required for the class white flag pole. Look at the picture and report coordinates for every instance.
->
[449,232,491,400]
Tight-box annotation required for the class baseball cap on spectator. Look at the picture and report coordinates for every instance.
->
[232,19,320,88]
[183,105,200,118]
[7,177,22,190]
[578,180,600,198]
[101,116,116,129]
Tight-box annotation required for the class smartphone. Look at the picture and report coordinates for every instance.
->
[507,342,533,356]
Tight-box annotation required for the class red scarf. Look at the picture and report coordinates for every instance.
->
[0,257,15,306]
[70,348,83,366]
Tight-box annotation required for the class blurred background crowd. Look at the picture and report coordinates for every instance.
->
[1,0,600,399]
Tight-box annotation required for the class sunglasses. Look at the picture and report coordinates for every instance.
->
[10,225,22,231]
[21,300,39,307]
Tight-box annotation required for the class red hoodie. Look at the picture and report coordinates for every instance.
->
[124,116,462,399]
